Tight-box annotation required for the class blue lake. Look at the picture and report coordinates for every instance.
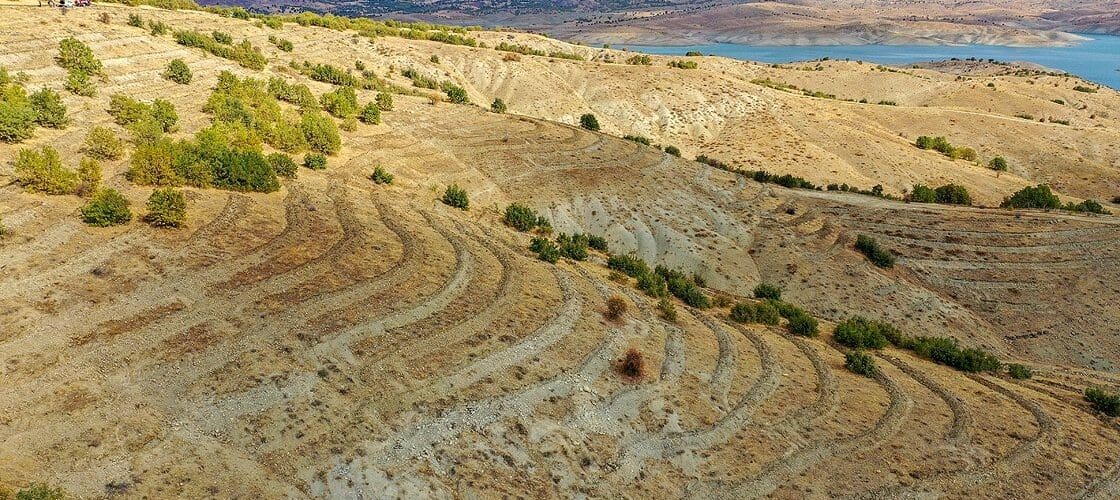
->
[625,35,1120,89]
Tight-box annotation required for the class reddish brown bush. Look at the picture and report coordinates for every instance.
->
[620,348,646,381]
[605,294,628,321]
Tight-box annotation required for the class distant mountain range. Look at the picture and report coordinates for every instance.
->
[199,0,1120,47]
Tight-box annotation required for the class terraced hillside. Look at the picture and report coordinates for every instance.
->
[2,3,1120,498]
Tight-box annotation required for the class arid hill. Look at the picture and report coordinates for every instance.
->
[1,2,1120,499]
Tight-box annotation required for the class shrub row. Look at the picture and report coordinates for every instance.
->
[174,30,266,70]
[503,203,550,232]
[833,316,1001,373]
[908,183,972,206]
[1000,184,1109,214]
[855,234,895,268]
[915,135,977,161]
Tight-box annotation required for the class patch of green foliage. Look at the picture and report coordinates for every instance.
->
[370,165,393,185]
[753,283,782,300]
[845,350,877,376]
[491,98,507,114]
[855,234,895,268]
[730,301,780,326]
[503,203,549,232]
[82,126,124,160]
[1085,386,1120,417]
[359,101,381,124]
[303,152,327,170]
[1000,184,1061,210]
[668,60,698,69]
[657,266,710,308]
[15,145,77,194]
[556,233,589,261]
[163,59,192,84]
[81,188,132,227]
[530,236,560,263]
[174,30,266,70]
[320,86,359,118]
[267,152,298,178]
[441,81,470,104]
[1008,363,1033,380]
[579,113,599,131]
[30,88,68,128]
[145,187,187,227]
[442,184,469,210]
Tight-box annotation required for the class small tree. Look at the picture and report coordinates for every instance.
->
[935,184,972,205]
[1085,387,1120,417]
[81,188,132,227]
[301,111,341,155]
[503,203,540,231]
[75,157,102,197]
[30,88,68,128]
[64,69,97,97]
[82,126,123,160]
[491,98,507,114]
[359,102,381,124]
[442,184,469,210]
[370,165,394,185]
[127,13,144,27]
[1001,185,1061,210]
[145,188,187,228]
[909,184,936,203]
[855,234,895,268]
[579,113,600,131]
[212,31,233,44]
[163,59,192,84]
[442,82,470,104]
[989,156,1008,171]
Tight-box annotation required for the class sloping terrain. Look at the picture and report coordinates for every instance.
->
[1,3,1120,499]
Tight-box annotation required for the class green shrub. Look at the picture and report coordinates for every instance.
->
[442,82,470,104]
[556,233,589,261]
[608,253,650,278]
[530,236,560,263]
[1000,184,1061,210]
[145,187,186,227]
[29,88,68,128]
[503,203,543,232]
[1073,85,1098,93]
[623,134,651,145]
[149,20,169,36]
[108,95,177,132]
[212,31,233,44]
[668,60,698,69]
[359,101,381,124]
[301,111,341,154]
[81,188,132,226]
[787,312,819,337]
[442,184,469,210]
[128,13,145,27]
[209,148,279,192]
[1085,387,1120,417]
[900,336,1002,373]
[303,152,327,170]
[163,59,193,84]
[588,235,608,252]
[57,37,103,76]
[128,138,179,186]
[626,54,652,65]
[909,184,936,203]
[1067,199,1110,215]
[15,146,77,194]
[64,69,97,97]
[340,116,358,132]
[75,157,102,197]
[370,165,394,185]
[845,350,877,377]
[376,92,394,111]
[664,145,681,157]
[657,266,710,308]
[753,283,782,300]
[1007,363,1033,379]
[989,156,1008,171]
[268,77,318,110]
[657,297,677,322]
[267,152,298,177]
[174,30,266,70]
[730,302,779,326]
[491,98,507,113]
[833,316,892,350]
[579,113,600,131]
[855,234,894,268]
[636,271,668,298]
[0,85,36,142]
[268,35,294,52]
[935,184,972,205]
[13,483,66,500]
[320,86,359,118]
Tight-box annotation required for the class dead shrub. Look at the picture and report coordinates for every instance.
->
[605,294,627,321]
[620,348,646,381]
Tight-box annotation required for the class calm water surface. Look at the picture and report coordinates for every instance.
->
[626,35,1120,89]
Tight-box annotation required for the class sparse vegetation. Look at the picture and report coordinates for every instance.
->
[75,158,102,197]
[579,113,600,131]
[989,156,1008,171]
[212,30,233,44]
[56,37,103,97]
[127,13,145,28]
[623,134,651,145]
[657,266,710,308]
[163,59,192,84]
[145,188,187,228]
[664,145,681,157]
[149,20,170,36]
[9,483,66,500]
[657,297,677,322]
[359,102,381,124]
[914,135,977,161]
[730,301,780,326]
[491,98,507,114]
[268,35,294,52]
[267,153,298,178]
[855,234,895,268]
[376,92,394,111]
[668,60,698,69]
[625,54,652,65]
[1073,85,1098,93]
[81,188,132,227]
[442,184,469,210]
[530,236,560,263]
[845,351,877,376]
[1008,363,1033,379]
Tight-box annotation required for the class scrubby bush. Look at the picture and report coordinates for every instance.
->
[442,81,470,104]
[0,85,36,142]
[491,98,507,113]
[730,301,780,326]
[370,165,394,185]
[579,113,600,131]
[901,336,1001,373]
[855,234,894,268]
[149,20,170,36]
[989,156,1008,171]
[1085,386,1120,417]
[268,77,318,110]
[163,59,192,84]
[376,91,394,111]
[636,271,668,298]
[787,311,819,337]
[833,316,893,350]
[303,152,327,170]
[624,135,651,145]
[64,69,97,97]
[753,283,782,300]
[845,351,877,377]
[359,102,381,124]
[81,188,132,227]
[57,37,103,76]
[909,184,937,203]
[267,152,298,177]
[30,88,68,128]
[1008,363,1033,380]
[626,54,652,65]
[144,187,186,227]
[340,116,358,132]
[658,297,677,322]
[557,233,589,261]
[174,30,267,70]
[0,218,6,239]
[209,148,279,192]
[108,95,178,132]
[1000,184,1061,210]
[657,266,710,308]
[320,86,359,118]
[620,348,646,381]
[15,146,77,194]
[301,111,341,155]
[442,184,469,210]
[530,236,560,263]
[605,294,628,321]
[75,157,102,197]
[664,145,681,157]
[935,184,972,205]
[667,60,698,69]
[128,13,144,27]
[503,203,544,232]
[588,235,608,252]
[268,35,294,52]
[608,253,651,278]
[212,31,233,44]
